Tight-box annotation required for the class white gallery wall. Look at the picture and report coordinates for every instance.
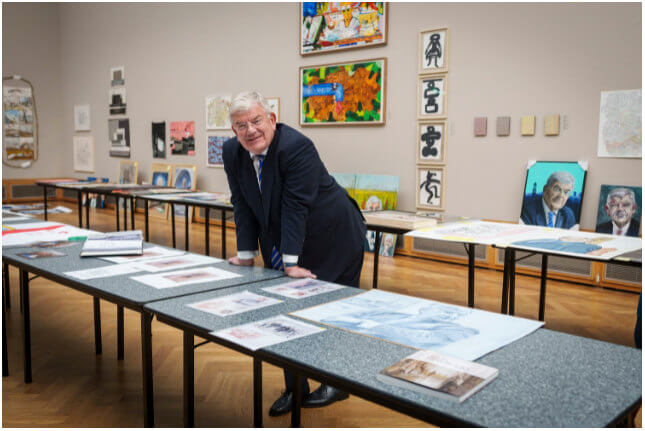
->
[3,2,642,230]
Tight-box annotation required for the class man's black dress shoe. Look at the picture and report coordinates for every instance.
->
[302,384,349,408]
[269,391,293,417]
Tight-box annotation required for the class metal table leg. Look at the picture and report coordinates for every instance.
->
[253,357,262,428]
[185,204,190,251]
[77,190,83,228]
[467,243,475,308]
[141,311,154,427]
[20,270,31,383]
[372,230,381,289]
[501,248,510,314]
[117,305,124,360]
[204,207,210,256]
[144,200,149,241]
[509,249,517,316]
[2,294,7,377]
[183,331,194,427]
[291,372,302,427]
[4,262,10,310]
[539,255,549,321]
[221,209,226,259]
[93,297,102,354]
[85,191,90,229]
[123,197,128,230]
[116,197,121,231]
[43,185,48,221]
[130,197,135,230]
[171,203,176,249]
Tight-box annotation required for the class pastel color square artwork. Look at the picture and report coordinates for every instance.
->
[544,114,560,136]
[520,115,535,136]
[496,116,511,136]
[474,117,487,137]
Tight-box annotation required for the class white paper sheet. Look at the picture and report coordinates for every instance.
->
[212,315,325,351]
[101,246,185,263]
[262,279,344,299]
[132,253,223,272]
[187,290,282,316]
[130,266,241,289]
[64,263,143,280]
[406,220,534,245]
[2,225,96,247]
[291,290,543,361]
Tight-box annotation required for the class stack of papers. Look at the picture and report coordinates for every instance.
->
[80,230,143,257]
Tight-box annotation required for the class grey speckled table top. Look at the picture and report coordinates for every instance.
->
[145,284,642,428]
[2,242,285,308]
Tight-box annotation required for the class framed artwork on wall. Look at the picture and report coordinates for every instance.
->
[300,57,386,126]
[149,162,172,219]
[205,94,232,130]
[417,120,447,164]
[170,121,195,155]
[118,160,138,184]
[300,2,387,55]
[416,166,445,210]
[152,121,166,158]
[519,160,588,230]
[597,89,641,158]
[74,105,90,131]
[418,74,448,119]
[418,27,449,75]
[72,136,94,172]
[108,118,130,157]
[207,135,228,168]
[265,97,280,122]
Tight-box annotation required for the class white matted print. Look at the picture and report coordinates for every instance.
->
[417,120,447,164]
[419,27,449,74]
[417,166,445,210]
[74,105,90,131]
[265,97,280,122]
[418,74,448,119]
[205,94,231,130]
[110,66,125,86]
[73,136,94,172]
[597,89,641,158]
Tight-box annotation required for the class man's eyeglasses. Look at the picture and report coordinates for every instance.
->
[233,115,269,132]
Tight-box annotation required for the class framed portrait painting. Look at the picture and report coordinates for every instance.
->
[520,160,588,230]
[416,166,446,211]
[418,27,449,75]
[418,74,448,119]
[417,120,447,164]
[300,57,386,126]
[595,185,642,236]
[300,2,387,55]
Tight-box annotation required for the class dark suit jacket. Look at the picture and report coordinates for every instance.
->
[521,195,577,229]
[596,219,640,237]
[223,124,366,284]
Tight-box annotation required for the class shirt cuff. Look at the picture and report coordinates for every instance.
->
[237,250,258,260]
[282,254,299,266]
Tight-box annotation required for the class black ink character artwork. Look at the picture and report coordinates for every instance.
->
[423,79,441,114]
[420,171,441,204]
[425,33,442,68]
[421,125,441,158]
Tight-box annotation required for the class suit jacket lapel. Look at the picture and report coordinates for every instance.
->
[261,147,275,227]
[240,150,265,228]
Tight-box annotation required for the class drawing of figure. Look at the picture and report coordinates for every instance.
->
[420,171,441,204]
[423,79,440,114]
[421,125,441,158]
[425,33,442,68]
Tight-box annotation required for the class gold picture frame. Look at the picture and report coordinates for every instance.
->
[418,27,449,75]
[418,74,448,119]
[417,120,447,165]
[172,164,197,222]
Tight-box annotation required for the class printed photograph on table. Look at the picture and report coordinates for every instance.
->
[205,94,231,130]
[417,166,445,210]
[597,89,641,158]
[187,291,282,317]
[417,120,447,164]
[108,118,130,157]
[149,162,172,219]
[152,121,166,158]
[74,104,90,131]
[418,27,449,74]
[265,97,280,121]
[72,136,94,172]
[520,160,587,230]
[595,185,642,237]
[207,136,227,167]
[170,121,195,155]
[109,87,126,115]
[418,74,448,119]
[300,2,387,55]
[3,85,36,163]
[172,164,197,219]
[118,160,138,184]
[300,57,386,125]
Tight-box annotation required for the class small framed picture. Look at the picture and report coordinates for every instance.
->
[118,160,138,184]
[110,66,125,86]
[73,135,94,172]
[207,136,229,168]
[265,97,280,122]
[418,74,448,119]
[74,104,90,131]
[417,120,447,164]
[419,27,449,75]
[417,166,446,210]
[149,162,172,219]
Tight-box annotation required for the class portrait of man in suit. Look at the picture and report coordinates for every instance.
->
[521,170,578,229]
[222,91,366,417]
[596,186,641,237]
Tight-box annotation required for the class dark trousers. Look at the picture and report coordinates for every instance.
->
[635,294,642,349]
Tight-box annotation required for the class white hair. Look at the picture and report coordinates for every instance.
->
[545,171,575,188]
[606,187,636,206]
[229,91,272,122]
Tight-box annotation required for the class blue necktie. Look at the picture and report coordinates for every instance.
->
[547,212,555,228]
[255,155,284,271]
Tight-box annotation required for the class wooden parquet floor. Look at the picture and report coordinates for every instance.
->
[2,204,642,427]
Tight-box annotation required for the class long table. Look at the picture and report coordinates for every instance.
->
[1,239,284,426]
[145,282,642,427]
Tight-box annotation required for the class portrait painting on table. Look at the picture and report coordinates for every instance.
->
[118,160,138,184]
[108,118,130,157]
[418,74,448,119]
[595,185,642,237]
[149,162,172,219]
[417,120,447,164]
[172,164,197,219]
[597,89,641,158]
[205,94,231,130]
[520,160,587,231]
[74,104,90,131]
[207,136,227,168]
[300,57,386,125]
[419,27,449,74]
[300,2,387,55]
[72,136,94,172]
[417,167,445,210]
[170,121,195,155]
[151,121,166,158]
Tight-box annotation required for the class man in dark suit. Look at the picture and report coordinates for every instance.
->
[521,171,577,229]
[223,91,366,416]
[596,187,640,237]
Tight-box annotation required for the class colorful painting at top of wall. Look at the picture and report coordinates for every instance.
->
[300,58,386,125]
[300,2,387,55]
[597,89,642,158]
